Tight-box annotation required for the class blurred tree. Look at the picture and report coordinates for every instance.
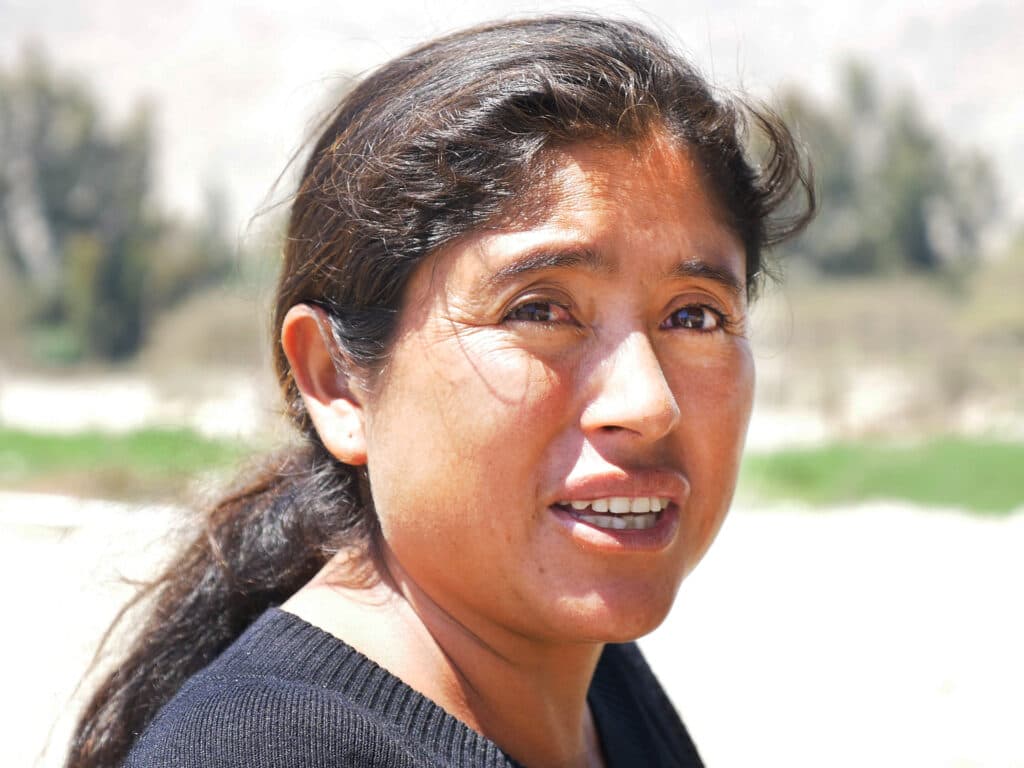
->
[0,47,231,362]
[778,61,1000,276]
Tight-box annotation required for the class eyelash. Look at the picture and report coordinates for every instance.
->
[504,300,732,334]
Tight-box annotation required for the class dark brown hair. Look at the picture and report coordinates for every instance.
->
[67,15,813,767]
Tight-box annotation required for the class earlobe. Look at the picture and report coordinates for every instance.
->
[281,304,368,466]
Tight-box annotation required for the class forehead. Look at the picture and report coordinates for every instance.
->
[519,133,733,235]
[405,134,746,310]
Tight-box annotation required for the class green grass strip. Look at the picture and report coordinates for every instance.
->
[739,437,1024,515]
[0,426,252,479]
[4,428,1022,514]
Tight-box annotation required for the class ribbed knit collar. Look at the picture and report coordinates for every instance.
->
[228,608,527,766]
[220,608,699,768]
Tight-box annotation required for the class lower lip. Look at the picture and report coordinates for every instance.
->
[549,504,679,553]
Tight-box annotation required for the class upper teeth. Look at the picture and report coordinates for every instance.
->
[558,497,669,514]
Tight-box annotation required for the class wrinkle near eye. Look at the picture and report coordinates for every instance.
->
[421,321,561,406]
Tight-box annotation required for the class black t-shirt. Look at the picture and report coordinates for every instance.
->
[126,608,703,767]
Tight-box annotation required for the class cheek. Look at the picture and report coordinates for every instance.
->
[669,344,754,557]
[673,341,754,431]
[365,337,575,516]
[454,332,573,405]
[715,345,755,433]
[432,336,577,439]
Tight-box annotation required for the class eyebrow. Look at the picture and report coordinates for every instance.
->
[481,246,612,292]
[480,245,745,299]
[669,259,745,298]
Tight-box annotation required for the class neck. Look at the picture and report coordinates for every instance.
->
[284,548,607,768]
[393,558,605,767]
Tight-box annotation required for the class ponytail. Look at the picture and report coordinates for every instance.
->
[65,442,375,768]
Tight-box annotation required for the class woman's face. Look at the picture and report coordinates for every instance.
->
[361,134,754,645]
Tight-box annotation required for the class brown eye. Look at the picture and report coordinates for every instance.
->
[662,305,722,331]
[506,301,571,324]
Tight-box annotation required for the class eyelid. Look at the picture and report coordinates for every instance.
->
[501,283,578,319]
[670,282,744,320]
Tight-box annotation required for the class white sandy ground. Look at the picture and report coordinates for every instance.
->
[5,371,1023,450]
[0,374,271,439]
[2,492,1022,768]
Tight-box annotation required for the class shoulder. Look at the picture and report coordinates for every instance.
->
[123,608,519,768]
[125,669,431,768]
[124,609,441,768]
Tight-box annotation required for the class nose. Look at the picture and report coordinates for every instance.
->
[580,331,681,442]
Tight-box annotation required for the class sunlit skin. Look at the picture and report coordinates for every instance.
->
[282,132,755,768]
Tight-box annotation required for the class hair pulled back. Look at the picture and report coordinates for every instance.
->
[67,15,813,768]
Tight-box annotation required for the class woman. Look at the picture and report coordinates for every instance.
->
[68,15,812,768]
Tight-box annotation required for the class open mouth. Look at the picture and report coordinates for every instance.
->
[554,496,669,531]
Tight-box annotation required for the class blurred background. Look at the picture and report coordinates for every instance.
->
[1,1,1021,767]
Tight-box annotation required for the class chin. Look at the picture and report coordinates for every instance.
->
[550,582,681,645]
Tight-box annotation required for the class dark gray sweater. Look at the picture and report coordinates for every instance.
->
[125,608,703,767]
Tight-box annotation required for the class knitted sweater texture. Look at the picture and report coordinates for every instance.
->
[125,609,703,767]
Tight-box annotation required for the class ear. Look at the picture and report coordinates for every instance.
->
[281,304,368,466]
